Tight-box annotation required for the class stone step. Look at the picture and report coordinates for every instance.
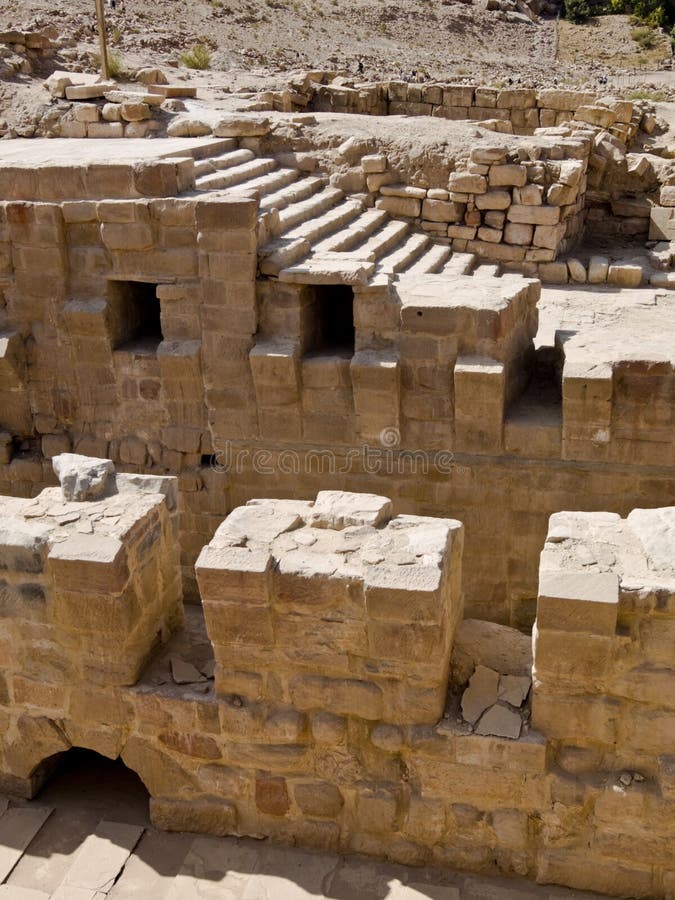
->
[274,186,345,236]
[403,242,453,275]
[195,157,277,191]
[283,199,364,246]
[474,263,501,278]
[354,219,411,261]
[0,807,53,883]
[312,208,389,254]
[377,232,431,275]
[194,148,254,177]
[441,251,477,276]
[259,237,312,277]
[226,167,299,200]
[279,254,376,285]
[259,175,327,213]
[51,820,144,900]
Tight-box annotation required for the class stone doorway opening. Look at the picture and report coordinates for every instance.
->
[108,279,164,354]
[308,284,355,354]
[34,748,150,826]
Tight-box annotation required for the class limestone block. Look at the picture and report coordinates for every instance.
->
[65,82,114,100]
[375,196,421,218]
[309,491,391,529]
[471,146,508,164]
[362,154,387,174]
[567,258,586,283]
[497,88,536,109]
[547,183,577,206]
[213,115,270,137]
[136,66,168,85]
[454,356,505,455]
[508,205,560,225]
[514,183,543,205]
[442,85,474,106]
[58,120,87,138]
[475,190,511,210]
[537,571,619,635]
[504,223,532,245]
[477,226,502,243]
[533,223,566,250]
[447,172,487,194]
[574,105,616,128]
[607,264,644,288]
[120,102,151,122]
[489,165,527,188]
[588,255,609,283]
[74,104,100,123]
[87,122,124,138]
[649,206,675,241]
[167,118,212,138]
[422,199,463,222]
[48,534,129,595]
[0,516,51,574]
[52,453,114,501]
[484,211,505,230]
[102,103,122,122]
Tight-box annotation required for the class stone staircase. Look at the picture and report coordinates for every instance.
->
[192,142,483,287]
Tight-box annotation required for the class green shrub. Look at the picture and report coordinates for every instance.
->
[632,24,657,47]
[91,49,124,78]
[563,0,593,22]
[180,43,212,69]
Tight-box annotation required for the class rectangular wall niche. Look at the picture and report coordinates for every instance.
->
[108,281,163,352]
[308,285,355,354]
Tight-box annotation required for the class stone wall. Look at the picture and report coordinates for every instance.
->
[362,139,589,267]
[1,168,675,624]
[0,483,672,897]
[287,77,650,139]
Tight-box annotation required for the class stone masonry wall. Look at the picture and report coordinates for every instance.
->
[287,78,652,139]
[0,485,672,897]
[1,166,675,624]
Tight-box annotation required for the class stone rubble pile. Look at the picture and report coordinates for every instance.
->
[0,29,54,78]
[460,664,531,739]
[43,69,197,139]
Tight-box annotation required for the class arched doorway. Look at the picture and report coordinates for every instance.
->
[35,748,150,826]
[4,749,151,897]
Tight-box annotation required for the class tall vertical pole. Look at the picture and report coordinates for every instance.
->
[94,0,110,80]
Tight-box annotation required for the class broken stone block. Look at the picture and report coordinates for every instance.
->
[461,664,499,724]
[135,66,168,85]
[308,490,392,530]
[52,453,114,502]
[498,674,531,707]
[476,703,522,739]
[170,657,207,684]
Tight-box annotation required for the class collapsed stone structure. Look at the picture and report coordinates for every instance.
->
[0,467,672,898]
[0,74,673,894]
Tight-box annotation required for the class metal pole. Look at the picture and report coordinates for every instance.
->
[94,0,110,80]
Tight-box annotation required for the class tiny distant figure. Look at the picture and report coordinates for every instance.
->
[399,67,407,81]
[410,69,417,81]
[108,0,116,9]
[357,60,364,75]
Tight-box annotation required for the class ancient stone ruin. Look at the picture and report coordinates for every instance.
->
[0,69,673,898]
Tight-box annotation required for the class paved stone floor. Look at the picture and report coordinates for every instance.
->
[0,753,608,900]
[0,136,225,166]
